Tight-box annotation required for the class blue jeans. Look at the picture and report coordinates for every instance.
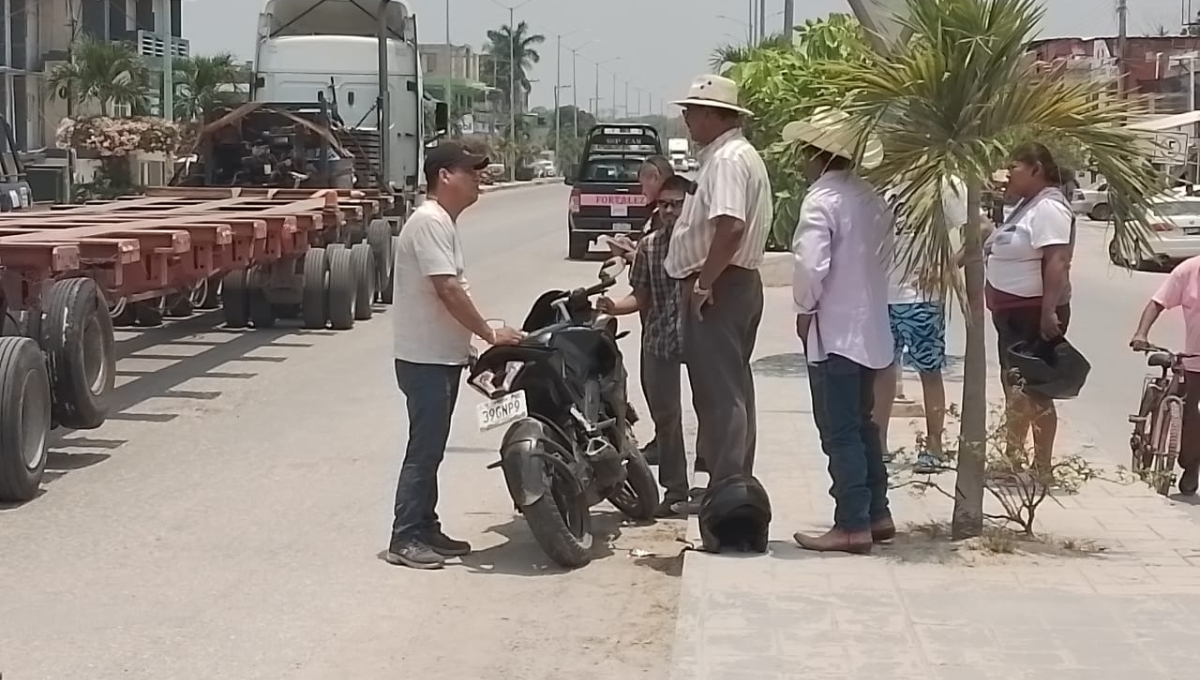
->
[808,354,890,532]
[391,360,464,543]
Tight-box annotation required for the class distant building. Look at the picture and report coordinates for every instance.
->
[418,43,492,135]
[1027,35,1200,114]
[36,0,189,147]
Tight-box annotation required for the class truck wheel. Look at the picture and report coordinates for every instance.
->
[0,336,52,502]
[568,234,588,261]
[302,248,329,330]
[133,300,165,328]
[367,219,392,302]
[380,235,398,305]
[327,246,357,331]
[350,243,376,321]
[41,277,116,430]
[222,269,249,329]
[247,268,276,329]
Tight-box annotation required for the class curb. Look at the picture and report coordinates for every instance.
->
[481,178,563,193]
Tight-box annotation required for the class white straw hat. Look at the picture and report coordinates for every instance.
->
[671,74,753,116]
[782,107,883,169]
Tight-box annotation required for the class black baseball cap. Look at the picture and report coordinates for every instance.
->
[424,141,489,184]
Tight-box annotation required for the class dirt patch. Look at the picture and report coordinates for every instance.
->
[876,520,1109,566]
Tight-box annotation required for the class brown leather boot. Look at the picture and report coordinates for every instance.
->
[871,516,897,543]
[793,528,873,555]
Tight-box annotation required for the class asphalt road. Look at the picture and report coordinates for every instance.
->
[0,184,683,680]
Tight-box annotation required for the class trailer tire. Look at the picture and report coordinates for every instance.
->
[380,235,398,305]
[367,219,392,302]
[41,277,115,431]
[302,248,329,330]
[0,336,52,503]
[247,268,276,329]
[133,300,165,328]
[166,293,194,318]
[195,276,222,310]
[222,269,249,329]
[350,242,375,321]
[327,246,356,331]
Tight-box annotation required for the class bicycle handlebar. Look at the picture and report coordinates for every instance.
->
[1136,345,1200,360]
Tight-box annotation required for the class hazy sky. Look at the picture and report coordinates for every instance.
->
[184,0,1191,111]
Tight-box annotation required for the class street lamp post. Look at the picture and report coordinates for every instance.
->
[553,84,572,174]
[594,56,619,121]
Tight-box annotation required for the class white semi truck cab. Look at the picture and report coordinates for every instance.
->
[254,0,447,213]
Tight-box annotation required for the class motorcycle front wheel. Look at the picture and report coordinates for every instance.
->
[607,427,661,521]
[523,457,594,568]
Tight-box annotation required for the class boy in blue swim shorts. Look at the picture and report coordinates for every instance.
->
[874,178,968,474]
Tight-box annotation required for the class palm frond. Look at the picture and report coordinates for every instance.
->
[812,0,1163,299]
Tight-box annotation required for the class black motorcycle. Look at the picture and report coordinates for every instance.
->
[467,270,659,568]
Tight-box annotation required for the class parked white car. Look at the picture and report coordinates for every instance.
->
[1070,183,1111,221]
[1109,196,1200,269]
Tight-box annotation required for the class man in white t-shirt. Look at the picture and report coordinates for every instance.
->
[387,142,523,571]
[874,177,968,474]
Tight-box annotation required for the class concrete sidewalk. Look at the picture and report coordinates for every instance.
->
[669,288,1200,680]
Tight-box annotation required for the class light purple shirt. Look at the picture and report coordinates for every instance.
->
[792,170,894,369]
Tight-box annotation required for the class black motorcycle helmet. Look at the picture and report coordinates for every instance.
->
[698,474,772,554]
[1005,337,1091,400]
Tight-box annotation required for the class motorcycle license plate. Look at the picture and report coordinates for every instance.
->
[477,390,528,432]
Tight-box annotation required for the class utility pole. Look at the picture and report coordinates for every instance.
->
[161,0,174,121]
[445,0,450,43]
[747,0,755,44]
[571,50,579,137]
[509,6,517,182]
[611,73,617,122]
[624,80,629,119]
[759,0,767,40]
[594,63,601,120]
[784,0,795,39]
[1118,0,1129,99]
[555,34,562,173]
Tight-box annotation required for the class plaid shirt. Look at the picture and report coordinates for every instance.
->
[629,224,683,361]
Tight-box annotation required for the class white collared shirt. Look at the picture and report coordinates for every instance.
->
[792,170,894,369]
[664,128,773,278]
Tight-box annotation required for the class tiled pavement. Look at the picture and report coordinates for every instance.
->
[668,289,1200,680]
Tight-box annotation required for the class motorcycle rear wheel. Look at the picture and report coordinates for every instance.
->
[523,460,594,568]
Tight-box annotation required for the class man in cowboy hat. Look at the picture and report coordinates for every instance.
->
[664,74,773,490]
[787,108,896,555]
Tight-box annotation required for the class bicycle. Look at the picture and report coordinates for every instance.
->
[1128,345,1195,496]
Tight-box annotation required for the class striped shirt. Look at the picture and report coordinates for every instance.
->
[664,128,773,278]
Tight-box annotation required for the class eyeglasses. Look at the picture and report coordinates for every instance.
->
[657,198,685,210]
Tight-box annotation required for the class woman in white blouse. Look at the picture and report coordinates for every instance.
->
[984,143,1075,476]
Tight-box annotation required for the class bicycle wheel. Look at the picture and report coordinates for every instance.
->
[1151,397,1184,496]
[1132,383,1162,471]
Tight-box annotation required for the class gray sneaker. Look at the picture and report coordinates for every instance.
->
[386,540,445,570]
[426,530,471,557]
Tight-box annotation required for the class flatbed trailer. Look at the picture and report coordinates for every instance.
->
[0,186,399,504]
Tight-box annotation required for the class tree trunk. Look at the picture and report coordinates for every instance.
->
[952,179,989,539]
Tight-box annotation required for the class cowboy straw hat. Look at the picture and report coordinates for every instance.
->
[671,75,753,116]
[782,107,884,169]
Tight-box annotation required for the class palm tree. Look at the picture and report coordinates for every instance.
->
[173,53,243,121]
[48,37,151,116]
[483,21,545,116]
[819,0,1161,538]
[709,35,792,72]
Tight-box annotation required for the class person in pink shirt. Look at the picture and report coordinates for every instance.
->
[1130,255,1200,495]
